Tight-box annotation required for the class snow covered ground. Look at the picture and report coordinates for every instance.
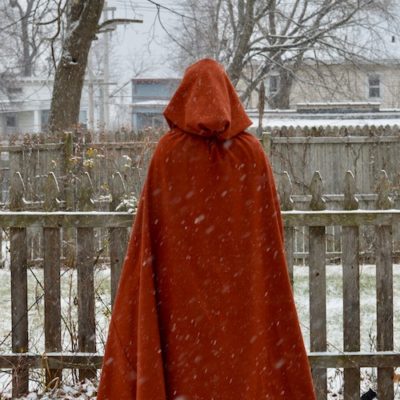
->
[0,264,399,398]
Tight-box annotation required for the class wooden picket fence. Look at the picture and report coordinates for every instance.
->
[1,167,400,398]
[281,169,399,399]
[263,125,400,195]
[0,167,400,400]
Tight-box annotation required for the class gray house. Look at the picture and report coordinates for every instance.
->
[131,78,180,131]
[0,77,91,139]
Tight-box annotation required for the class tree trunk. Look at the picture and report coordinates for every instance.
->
[48,1,104,135]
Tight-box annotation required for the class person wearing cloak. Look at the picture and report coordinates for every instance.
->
[97,58,316,400]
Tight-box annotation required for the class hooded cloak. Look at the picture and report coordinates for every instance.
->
[97,59,316,400]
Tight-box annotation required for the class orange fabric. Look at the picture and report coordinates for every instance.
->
[97,59,316,400]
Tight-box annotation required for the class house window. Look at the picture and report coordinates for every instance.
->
[268,75,279,96]
[368,74,381,98]
[6,114,17,128]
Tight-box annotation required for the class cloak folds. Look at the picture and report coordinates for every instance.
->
[97,59,316,400]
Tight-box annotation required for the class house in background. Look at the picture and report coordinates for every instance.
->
[0,77,95,140]
[245,28,400,111]
[131,78,180,131]
[288,60,400,109]
[246,58,400,111]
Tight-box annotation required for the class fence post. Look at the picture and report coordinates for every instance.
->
[63,132,76,268]
[375,170,394,400]
[261,131,271,157]
[43,172,62,387]
[280,171,295,285]
[77,171,96,381]
[342,171,361,398]
[109,171,129,307]
[10,171,29,397]
[309,171,327,400]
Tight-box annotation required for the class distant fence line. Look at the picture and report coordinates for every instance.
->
[2,130,160,206]
[1,125,400,202]
[263,124,400,196]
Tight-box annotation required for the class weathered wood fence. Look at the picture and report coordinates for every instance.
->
[263,125,400,196]
[7,131,157,203]
[1,127,400,398]
[6,168,132,398]
[1,166,400,399]
[0,132,156,267]
[282,169,398,400]
[264,126,400,261]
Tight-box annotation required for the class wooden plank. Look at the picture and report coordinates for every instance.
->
[43,172,62,387]
[0,211,134,228]
[62,132,76,270]
[342,226,361,399]
[109,171,129,306]
[10,171,28,398]
[10,227,29,397]
[309,172,327,400]
[3,209,400,228]
[283,210,400,227]
[270,136,400,144]
[375,170,394,400]
[0,353,103,369]
[342,171,361,399]
[43,227,62,384]
[77,172,96,381]
[376,225,393,400]
[4,143,64,151]
[77,226,96,381]
[309,225,327,399]
[0,351,399,370]
[309,351,400,368]
[284,227,294,285]
[279,172,295,285]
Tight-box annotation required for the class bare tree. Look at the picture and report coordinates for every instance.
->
[166,0,398,108]
[0,0,56,77]
[48,1,104,133]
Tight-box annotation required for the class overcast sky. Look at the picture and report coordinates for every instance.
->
[106,0,183,81]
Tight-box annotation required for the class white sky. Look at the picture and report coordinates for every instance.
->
[106,0,183,81]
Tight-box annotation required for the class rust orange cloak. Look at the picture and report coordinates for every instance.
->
[97,59,316,400]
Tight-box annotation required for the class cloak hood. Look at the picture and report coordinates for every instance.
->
[163,58,252,140]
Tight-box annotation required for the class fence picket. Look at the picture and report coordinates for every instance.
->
[109,172,129,306]
[375,170,394,400]
[342,170,361,398]
[77,172,96,381]
[280,171,295,285]
[43,172,62,387]
[309,171,327,400]
[63,132,75,268]
[10,171,29,397]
